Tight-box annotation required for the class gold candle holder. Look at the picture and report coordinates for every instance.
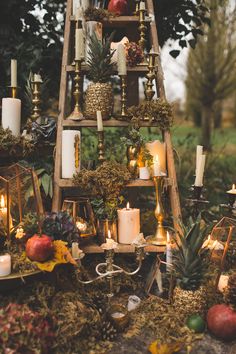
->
[68,59,84,120]
[145,52,158,101]
[134,0,140,15]
[10,86,17,99]
[120,75,128,118]
[138,9,147,53]
[97,130,105,163]
[147,176,167,245]
[31,78,42,122]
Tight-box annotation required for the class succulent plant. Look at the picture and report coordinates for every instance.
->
[42,211,79,245]
[0,303,54,353]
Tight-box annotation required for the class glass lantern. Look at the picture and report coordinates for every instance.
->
[62,197,96,238]
[0,164,44,239]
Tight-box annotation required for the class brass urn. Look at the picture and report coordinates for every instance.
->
[84,82,113,120]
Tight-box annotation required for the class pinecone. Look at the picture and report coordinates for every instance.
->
[225,273,236,310]
[92,294,107,315]
[101,318,117,341]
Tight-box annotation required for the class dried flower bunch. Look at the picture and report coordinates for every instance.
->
[127,99,173,130]
[0,303,54,353]
[0,127,34,157]
[84,7,112,21]
[125,42,144,67]
[73,161,131,199]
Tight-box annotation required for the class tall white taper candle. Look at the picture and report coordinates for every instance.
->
[75,28,85,60]
[11,59,17,87]
[117,44,127,76]
[96,110,103,132]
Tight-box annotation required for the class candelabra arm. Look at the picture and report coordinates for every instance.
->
[112,259,143,276]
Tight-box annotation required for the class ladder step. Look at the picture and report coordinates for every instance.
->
[62,119,159,128]
[81,242,166,254]
[66,64,149,73]
[70,15,151,26]
[57,178,171,188]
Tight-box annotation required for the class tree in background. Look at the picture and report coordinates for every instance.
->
[185,0,236,150]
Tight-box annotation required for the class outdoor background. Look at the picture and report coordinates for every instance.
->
[0,0,235,220]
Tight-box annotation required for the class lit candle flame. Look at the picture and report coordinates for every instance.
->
[232,184,236,190]
[126,202,130,210]
[108,230,111,239]
[0,195,5,209]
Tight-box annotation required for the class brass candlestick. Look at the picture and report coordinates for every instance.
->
[134,0,140,15]
[10,86,17,99]
[97,131,105,163]
[138,9,147,53]
[145,52,158,101]
[68,59,84,120]
[120,75,128,118]
[31,78,42,122]
[147,176,167,245]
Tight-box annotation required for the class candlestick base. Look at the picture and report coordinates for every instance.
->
[67,107,84,121]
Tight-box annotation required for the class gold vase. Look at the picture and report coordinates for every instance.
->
[84,82,113,120]
[173,286,208,319]
[127,146,140,178]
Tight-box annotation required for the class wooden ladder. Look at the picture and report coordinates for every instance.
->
[52,0,181,233]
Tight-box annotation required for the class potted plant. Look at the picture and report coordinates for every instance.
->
[172,216,211,319]
[84,33,114,119]
[73,161,131,241]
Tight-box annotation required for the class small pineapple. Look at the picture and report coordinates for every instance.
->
[85,33,114,119]
[225,273,236,310]
[172,217,210,318]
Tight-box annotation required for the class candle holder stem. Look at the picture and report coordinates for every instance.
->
[97,131,105,163]
[68,59,84,120]
[105,249,115,301]
[31,80,42,123]
[11,86,17,99]
[145,52,158,101]
[134,0,140,15]
[138,9,147,53]
[120,75,128,118]
[147,176,166,245]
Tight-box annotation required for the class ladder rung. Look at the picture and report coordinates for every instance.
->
[62,119,160,128]
[57,178,171,188]
[70,15,151,26]
[66,64,149,73]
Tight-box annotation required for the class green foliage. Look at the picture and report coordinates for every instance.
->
[128,100,173,131]
[172,215,211,290]
[73,161,131,200]
[87,33,114,83]
[42,211,79,244]
[22,212,40,237]
[0,303,54,353]
[120,127,146,149]
[91,196,123,221]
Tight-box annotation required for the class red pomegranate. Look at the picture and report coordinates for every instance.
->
[207,304,236,341]
[108,0,128,15]
[26,234,54,262]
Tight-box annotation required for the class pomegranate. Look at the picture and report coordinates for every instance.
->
[108,0,128,15]
[26,234,54,262]
[207,304,236,341]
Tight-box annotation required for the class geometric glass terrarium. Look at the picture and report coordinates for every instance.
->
[0,163,44,239]
[62,197,96,238]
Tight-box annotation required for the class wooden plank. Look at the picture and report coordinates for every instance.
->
[66,64,149,73]
[70,15,151,25]
[62,118,161,127]
[81,242,166,254]
[57,178,171,188]
[52,0,72,212]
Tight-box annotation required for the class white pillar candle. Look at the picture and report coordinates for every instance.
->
[139,166,150,180]
[111,37,129,63]
[146,140,166,174]
[166,231,172,272]
[194,154,206,187]
[139,1,146,10]
[62,130,81,178]
[196,145,203,176]
[73,0,80,14]
[153,155,161,176]
[2,98,21,136]
[11,59,17,87]
[97,110,103,131]
[117,44,127,75]
[218,275,229,293]
[75,28,85,60]
[0,254,11,277]
[75,7,83,21]
[118,203,140,244]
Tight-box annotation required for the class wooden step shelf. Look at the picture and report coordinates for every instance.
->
[81,242,166,254]
[70,15,151,26]
[66,64,149,73]
[62,119,159,128]
[57,178,171,188]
